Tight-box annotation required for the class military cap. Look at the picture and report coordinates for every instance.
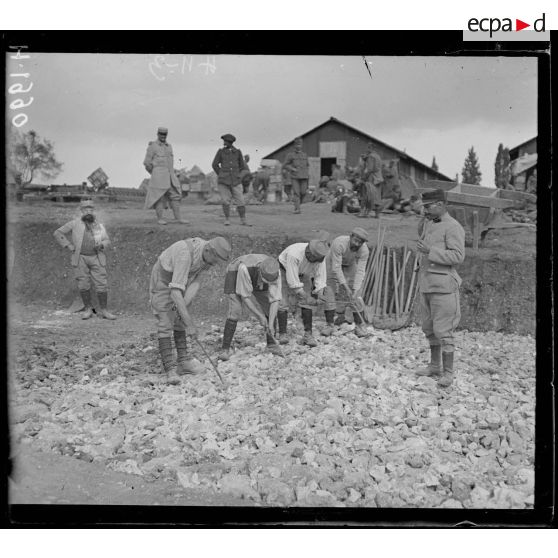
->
[259,257,280,282]
[351,227,369,242]
[157,127,168,134]
[80,199,95,208]
[421,189,447,205]
[315,229,331,245]
[207,236,232,261]
[308,239,330,260]
[221,133,236,143]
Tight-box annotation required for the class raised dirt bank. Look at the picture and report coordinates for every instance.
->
[10,224,535,336]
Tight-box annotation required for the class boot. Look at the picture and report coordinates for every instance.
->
[321,310,335,336]
[178,358,205,375]
[97,291,117,320]
[158,337,180,385]
[218,319,237,361]
[438,351,455,388]
[334,312,347,326]
[301,308,317,347]
[155,200,167,225]
[416,345,442,376]
[170,200,190,224]
[277,311,289,344]
[238,205,252,226]
[80,289,93,320]
[223,204,231,226]
[173,329,196,375]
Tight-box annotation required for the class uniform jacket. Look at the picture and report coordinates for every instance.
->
[143,139,181,209]
[284,150,309,179]
[327,235,370,292]
[360,151,384,185]
[418,212,465,294]
[212,147,248,186]
[54,218,110,267]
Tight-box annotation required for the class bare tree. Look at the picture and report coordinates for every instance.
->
[8,129,63,185]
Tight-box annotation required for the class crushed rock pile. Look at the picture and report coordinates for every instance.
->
[10,321,535,508]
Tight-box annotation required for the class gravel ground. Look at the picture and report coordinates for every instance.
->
[10,316,535,509]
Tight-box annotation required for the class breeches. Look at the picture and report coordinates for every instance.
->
[227,291,270,321]
[149,263,187,338]
[218,183,245,206]
[326,263,356,313]
[74,254,107,292]
[291,178,308,202]
[420,291,461,351]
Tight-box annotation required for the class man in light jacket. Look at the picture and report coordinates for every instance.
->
[53,199,117,320]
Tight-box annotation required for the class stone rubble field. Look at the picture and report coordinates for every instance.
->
[11,321,535,509]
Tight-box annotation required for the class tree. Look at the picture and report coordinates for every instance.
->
[494,143,511,189]
[7,129,63,185]
[461,146,482,185]
[431,156,439,172]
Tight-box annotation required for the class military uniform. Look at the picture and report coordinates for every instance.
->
[284,148,309,213]
[212,134,250,225]
[418,213,465,353]
[143,139,182,210]
[358,148,384,216]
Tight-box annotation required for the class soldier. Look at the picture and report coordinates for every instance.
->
[323,228,370,337]
[358,143,384,218]
[54,199,117,321]
[143,126,189,226]
[283,137,309,214]
[240,154,253,195]
[276,239,332,347]
[415,189,465,388]
[149,236,232,384]
[218,255,283,361]
[212,133,251,226]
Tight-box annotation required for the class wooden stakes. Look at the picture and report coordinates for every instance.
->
[382,246,390,316]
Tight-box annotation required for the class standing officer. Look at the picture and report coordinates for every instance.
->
[54,199,117,320]
[415,189,465,388]
[324,227,370,337]
[143,126,189,226]
[212,133,251,226]
[276,239,331,347]
[283,137,309,214]
[149,236,232,384]
[218,254,283,361]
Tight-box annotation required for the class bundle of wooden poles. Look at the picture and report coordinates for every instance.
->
[361,224,420,330]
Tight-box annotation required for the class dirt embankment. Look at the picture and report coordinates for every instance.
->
[10,222,535,336]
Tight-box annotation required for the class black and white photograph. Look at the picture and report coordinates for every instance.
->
[3,33,552,526]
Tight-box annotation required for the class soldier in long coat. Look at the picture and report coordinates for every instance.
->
[143,127,189,225]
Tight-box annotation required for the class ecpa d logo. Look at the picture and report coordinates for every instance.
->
[464,12,548,40]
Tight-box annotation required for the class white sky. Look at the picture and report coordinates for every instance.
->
[6,54,537,188]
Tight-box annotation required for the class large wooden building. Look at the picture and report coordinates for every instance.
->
[263,116,452,188]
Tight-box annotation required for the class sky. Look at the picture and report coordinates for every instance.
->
[6,54,537,188]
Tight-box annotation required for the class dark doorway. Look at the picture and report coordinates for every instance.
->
[320,157,336,177]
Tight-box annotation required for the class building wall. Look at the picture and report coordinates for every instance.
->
[267,120,442,183]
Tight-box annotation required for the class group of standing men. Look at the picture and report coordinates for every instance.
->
[53,125,466,390]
